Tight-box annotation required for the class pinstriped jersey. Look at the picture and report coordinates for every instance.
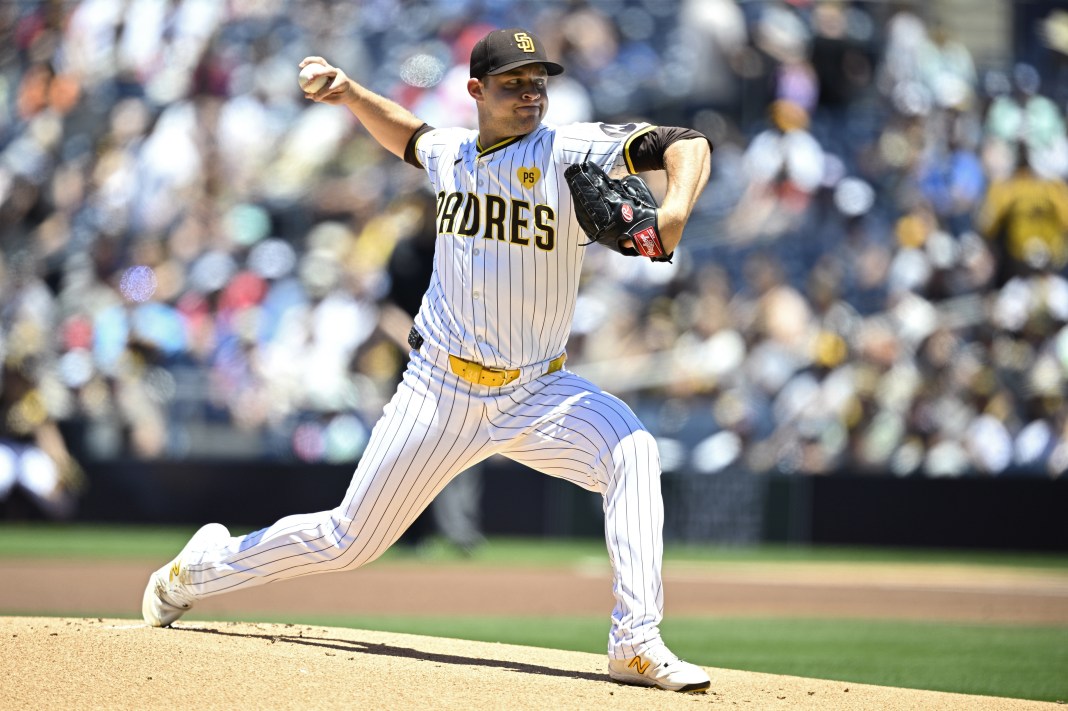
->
[412,121,654,369]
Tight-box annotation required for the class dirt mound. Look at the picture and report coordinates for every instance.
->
[2,617,1054,710]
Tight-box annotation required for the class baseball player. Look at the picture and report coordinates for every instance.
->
[143,28,712,693]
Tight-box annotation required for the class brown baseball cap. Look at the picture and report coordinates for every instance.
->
[469,28,564,79]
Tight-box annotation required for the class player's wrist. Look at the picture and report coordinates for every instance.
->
[338,79,364,106]
[656,204,687,231]
[655,207,686,251]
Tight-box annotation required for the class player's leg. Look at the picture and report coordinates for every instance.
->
[144,353,492,624]
[488,370,663,655]
[489,370,709,692]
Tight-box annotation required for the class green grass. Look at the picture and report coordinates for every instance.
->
[191,612,1068,703]
[3,523,1068,570]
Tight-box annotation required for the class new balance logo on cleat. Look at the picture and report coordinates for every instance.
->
[628,656,651,675]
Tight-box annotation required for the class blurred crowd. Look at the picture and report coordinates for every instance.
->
[2,0,1068,517]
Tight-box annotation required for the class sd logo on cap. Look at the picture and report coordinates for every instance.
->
[469,28,565,78]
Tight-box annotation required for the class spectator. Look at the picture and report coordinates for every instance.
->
[0,251,84,519]
[917,21,978,112]
[0,353,85,519]
[984,63,1068,180]
[976,147,1068,286]
[729,99,825,242]
[914,109,987,235]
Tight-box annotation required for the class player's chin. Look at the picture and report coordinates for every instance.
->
[512,111,542,133]
[514,106,542,121]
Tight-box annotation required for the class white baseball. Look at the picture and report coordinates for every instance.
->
[299,63,330,93]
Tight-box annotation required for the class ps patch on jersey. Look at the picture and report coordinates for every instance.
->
[517,166,541,188]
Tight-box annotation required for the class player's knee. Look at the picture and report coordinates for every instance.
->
[604,429,661,482]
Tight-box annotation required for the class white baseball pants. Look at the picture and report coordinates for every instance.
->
[183,345,666,659]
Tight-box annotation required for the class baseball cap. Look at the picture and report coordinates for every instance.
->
[469,28,564,79]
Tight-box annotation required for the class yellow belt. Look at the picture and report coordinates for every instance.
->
[448,352,566,388]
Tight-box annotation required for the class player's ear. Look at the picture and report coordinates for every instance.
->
[467,78,484,102]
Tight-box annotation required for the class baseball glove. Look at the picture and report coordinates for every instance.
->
[564,161,672,262]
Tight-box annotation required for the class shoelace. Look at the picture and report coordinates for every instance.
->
[641,645,680,670]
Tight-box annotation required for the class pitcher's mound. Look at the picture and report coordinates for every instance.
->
[1,617,1050,710]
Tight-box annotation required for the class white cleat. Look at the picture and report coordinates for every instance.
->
[142,523,230,627]
[608,644,711,693]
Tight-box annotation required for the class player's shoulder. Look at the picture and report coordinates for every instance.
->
[552,121,655,144]
[549,121,655,168]
[417,126,478,156]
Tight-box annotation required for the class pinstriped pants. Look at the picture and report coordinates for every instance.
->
[185,345,665,659]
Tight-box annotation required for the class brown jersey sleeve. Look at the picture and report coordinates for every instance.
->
[626,126,713,173]
[403,123,435,169]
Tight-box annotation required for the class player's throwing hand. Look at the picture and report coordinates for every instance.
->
[297,57,350,104]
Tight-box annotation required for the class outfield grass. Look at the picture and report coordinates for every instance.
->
[3,524,1067,702]
[3,523,1068,569]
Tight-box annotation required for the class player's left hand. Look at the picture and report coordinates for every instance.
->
[565,162,673,262]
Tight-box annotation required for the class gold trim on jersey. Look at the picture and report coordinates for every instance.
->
[412,130,430,169]
[476,135,522,157]
[623,124,658,175]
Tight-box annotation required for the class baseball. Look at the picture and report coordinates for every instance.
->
[298,63,330,93]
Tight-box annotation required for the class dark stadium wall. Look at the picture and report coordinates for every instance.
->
[67,459,1068,552]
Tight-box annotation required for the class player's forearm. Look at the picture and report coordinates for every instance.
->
[658,138,711,251]
[340,83,426,159]
[299,57,424,159]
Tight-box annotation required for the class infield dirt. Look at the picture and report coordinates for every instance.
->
[2,557,1067,623]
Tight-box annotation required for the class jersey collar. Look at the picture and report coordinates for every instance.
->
[475,134,522,158]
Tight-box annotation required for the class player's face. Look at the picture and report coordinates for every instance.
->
[471,65,549,144]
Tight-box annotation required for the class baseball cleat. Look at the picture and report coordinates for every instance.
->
[142,523,230,627]
[608,644,711,693]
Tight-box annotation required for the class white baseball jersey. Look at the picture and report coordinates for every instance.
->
[412,121,655,368]
[175,119,669,661]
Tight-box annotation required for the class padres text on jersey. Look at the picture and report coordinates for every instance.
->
[435,191,556,249]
